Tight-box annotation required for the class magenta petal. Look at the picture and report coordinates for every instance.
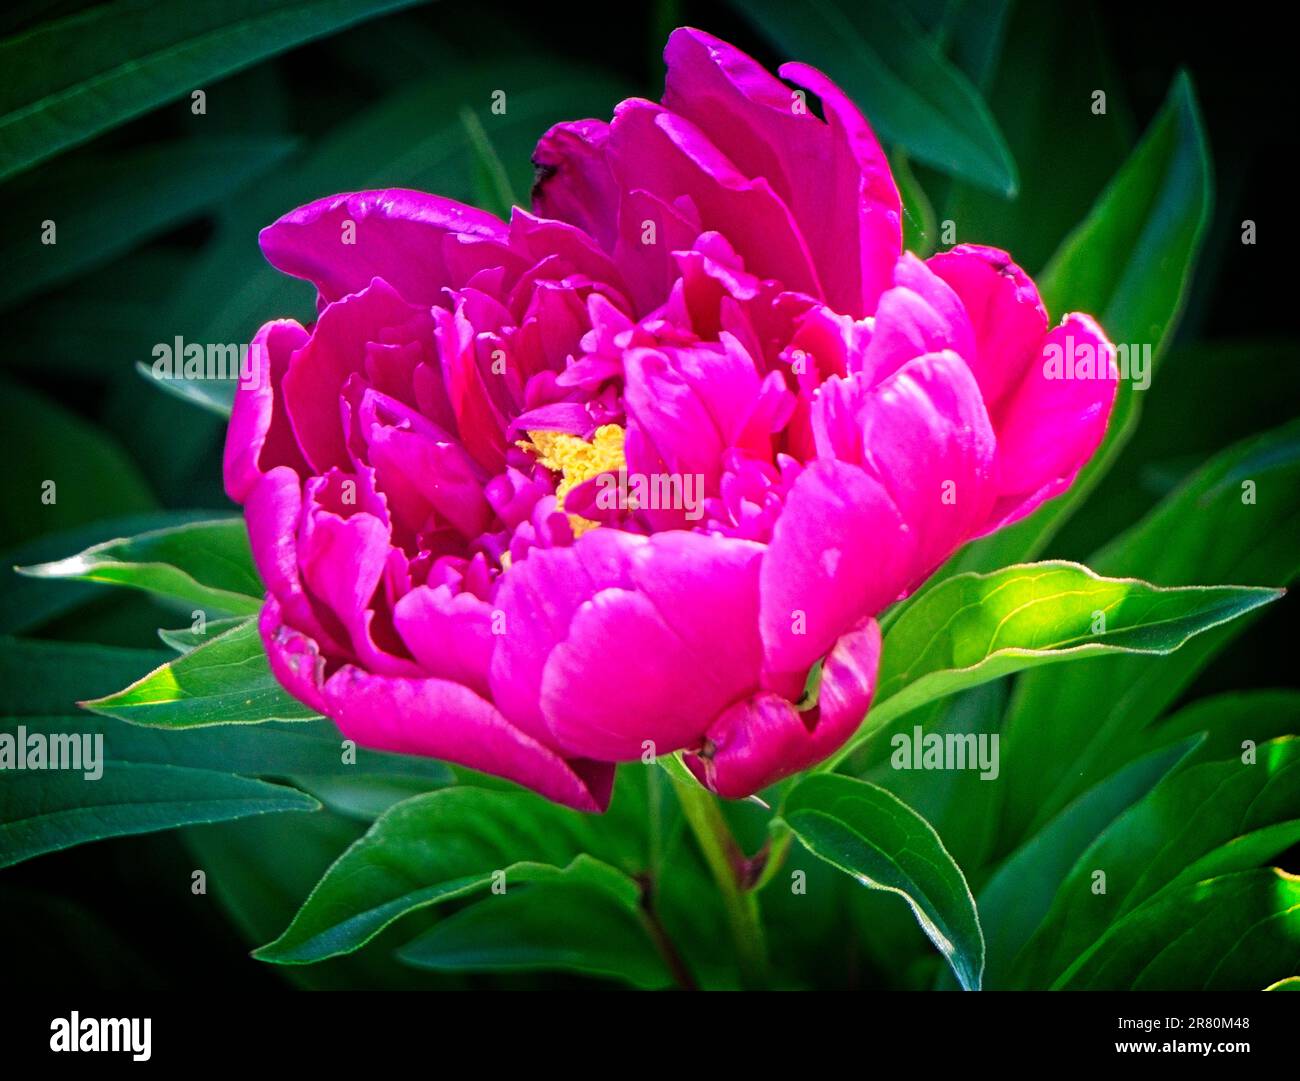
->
[245,466,346,653]
[297,506,391,659]
[321,666,613,812]
[926,244,1049,416]
[259,188,508,307]
[489,529,642,742]
[606,99,824,298]
[662,29,900,316]
[258,597,328,714]
[776,60,901,314]
[856,254,975,386]
[281,279,421,473]
[622,342,761,496]
[760,460,914,697]
[530,119,620,252]
[393,584,495,697]
[983,312,1118,530]
[223,319,310,503]
[684,617,881,797]
[540,533,764,760]
[816,350,997,579]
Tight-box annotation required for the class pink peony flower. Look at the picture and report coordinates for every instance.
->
[224,28,1116,811]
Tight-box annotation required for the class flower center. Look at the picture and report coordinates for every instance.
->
[524,424,627,536]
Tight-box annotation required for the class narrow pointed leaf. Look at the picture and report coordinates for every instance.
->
[82,618,318,727]
[780,773,984,990]
[19,517,262,616]
[829,561,1278,768]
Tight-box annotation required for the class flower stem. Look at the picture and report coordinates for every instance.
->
[672,779,769,988]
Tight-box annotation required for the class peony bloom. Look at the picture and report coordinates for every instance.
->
[223,28,1116,811]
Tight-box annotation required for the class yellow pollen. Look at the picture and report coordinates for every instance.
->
[522,424,627,536]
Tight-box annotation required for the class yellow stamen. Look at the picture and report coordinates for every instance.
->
[522,424,626,536]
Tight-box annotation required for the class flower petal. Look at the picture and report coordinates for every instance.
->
[684,617,881,797]
[759,459,914,697]
[321,665,614,812]
[223,319,310,503]
[259,188,509,307]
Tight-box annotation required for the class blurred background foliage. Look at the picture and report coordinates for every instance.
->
[0,0,1295,989]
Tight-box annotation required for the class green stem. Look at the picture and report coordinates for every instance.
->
[672,779,769,988]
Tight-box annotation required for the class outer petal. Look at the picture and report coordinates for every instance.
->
[320,665,613,812]
[531,119,620,252]
[245,466,347,654]
[926,244,1048,416]
[814,350,997,580]
[606,99,824,299]
[983,312,1117,529]
[684,617,881,797]
[660,28,900,316]
[259,596,329,714]
[489,529,643,743]
[223,319,310,503]
[259,189,509,307]
[539,533,764,760]
[759,459,915,698]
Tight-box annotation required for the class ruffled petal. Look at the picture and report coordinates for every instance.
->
[663,29,900,316]
[983,312,1117,530]
[759,460,914,698]
[814,349,997,579]
[684,617,880,797]
[540,533,763,760]
[606,99,824,299]
[259,188,509,307]
[321,665,614,812]
[223,319,310,503]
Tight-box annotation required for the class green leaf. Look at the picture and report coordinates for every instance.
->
[779,773,984,990]
[1146,691,1300,771]
[1054,869,1300,991]
[459,106,519,218]
[82,618,319,727]
[0,0,428,181]
[0,638,170,716]
[255,779,650,964]
[971,738,1198,988]
[183,810,450,989]
[734,0,1016,194]
[0,511,218,635]
[939,1,1133,272]
[288,773,453,821]
[397,872,671,989]
[0,136,297,309]
[892,149,937,256]
[19,517,262,617]
[3,713,451,785]
[935,70,1212,579]
[0,726,317,869]
[1013,737,1300,989]
[1004,420,1300,835]
[135,361,236,419]
[828,561,1278,767]
[0,377,156,549]
[159,616,249,652]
